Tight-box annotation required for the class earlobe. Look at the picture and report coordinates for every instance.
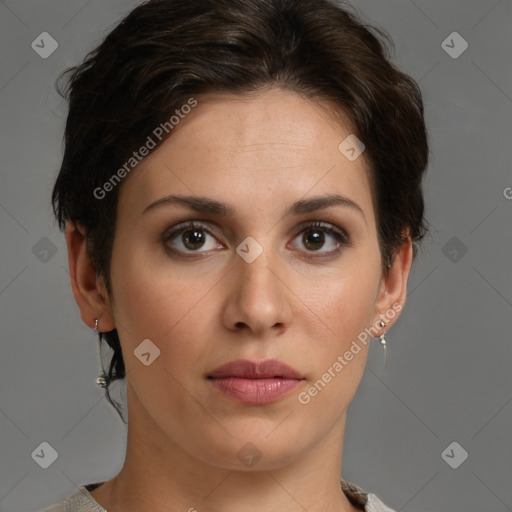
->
[65,221,116,331]
[375,237,413,329]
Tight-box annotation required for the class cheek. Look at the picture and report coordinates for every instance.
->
[108,244,220,377]
[108,256,209,415]
[308,263,380,342]
[298,260,380,398]
[296,285,376,420]
[109,239,195,337]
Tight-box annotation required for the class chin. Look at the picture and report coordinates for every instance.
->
[194,428,307,472]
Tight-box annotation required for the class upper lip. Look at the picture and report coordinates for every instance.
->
[208,359,304,379]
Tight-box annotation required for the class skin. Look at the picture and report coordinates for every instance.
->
[66,88,412,512]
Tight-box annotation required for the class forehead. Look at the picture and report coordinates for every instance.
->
[118,88,375,225]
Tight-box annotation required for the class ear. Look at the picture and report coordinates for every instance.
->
[373,237,413,330]
[65,221,116,332]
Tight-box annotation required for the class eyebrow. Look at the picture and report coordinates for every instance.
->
[142,193,366,223]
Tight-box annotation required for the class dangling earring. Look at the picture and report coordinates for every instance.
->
[378,320,387,362]
[93,318,108,388]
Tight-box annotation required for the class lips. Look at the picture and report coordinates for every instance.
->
[208,359,304,380]
[207,359,304,405]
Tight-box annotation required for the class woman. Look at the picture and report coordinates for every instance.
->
[44,0,429,510]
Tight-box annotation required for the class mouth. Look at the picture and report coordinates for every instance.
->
[208,358,304,379]
[207,359,304,405]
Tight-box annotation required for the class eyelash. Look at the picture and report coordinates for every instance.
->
[161,220,350,259]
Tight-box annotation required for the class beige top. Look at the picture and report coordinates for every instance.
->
[42,478,396,512]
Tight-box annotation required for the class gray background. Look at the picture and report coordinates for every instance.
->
[1,1,511,511]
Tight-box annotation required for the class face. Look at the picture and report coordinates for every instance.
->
[101,88,402,470]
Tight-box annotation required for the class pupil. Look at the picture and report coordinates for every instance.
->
[303,230,324,250]
[183,229,205,249]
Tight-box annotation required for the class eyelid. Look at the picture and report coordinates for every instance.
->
[162,220,223,247]
[294,220,349,242]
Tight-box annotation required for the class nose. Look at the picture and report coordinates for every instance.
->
[221,248,293,338]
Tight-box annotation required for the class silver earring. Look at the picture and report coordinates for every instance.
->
[378,320,387,361]
[94,318,108,388]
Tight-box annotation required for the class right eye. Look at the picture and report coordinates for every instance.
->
[162,221,225,255]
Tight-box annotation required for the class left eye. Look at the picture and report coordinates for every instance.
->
[290,222,348,254]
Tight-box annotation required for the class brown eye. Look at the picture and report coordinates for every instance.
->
[302,229,325,250]
[163,222,222,254]
[290,221,349,257]
[181,228,206,250]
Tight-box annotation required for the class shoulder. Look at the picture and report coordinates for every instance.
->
[41,504,65,512]
[44,479,395,512]
[366,493,397,512]
[40,484,106,512]
[341,477,397,512]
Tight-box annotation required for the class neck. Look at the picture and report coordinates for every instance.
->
[90,385,360,512]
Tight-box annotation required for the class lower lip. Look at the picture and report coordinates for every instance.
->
[209,377,302,405]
